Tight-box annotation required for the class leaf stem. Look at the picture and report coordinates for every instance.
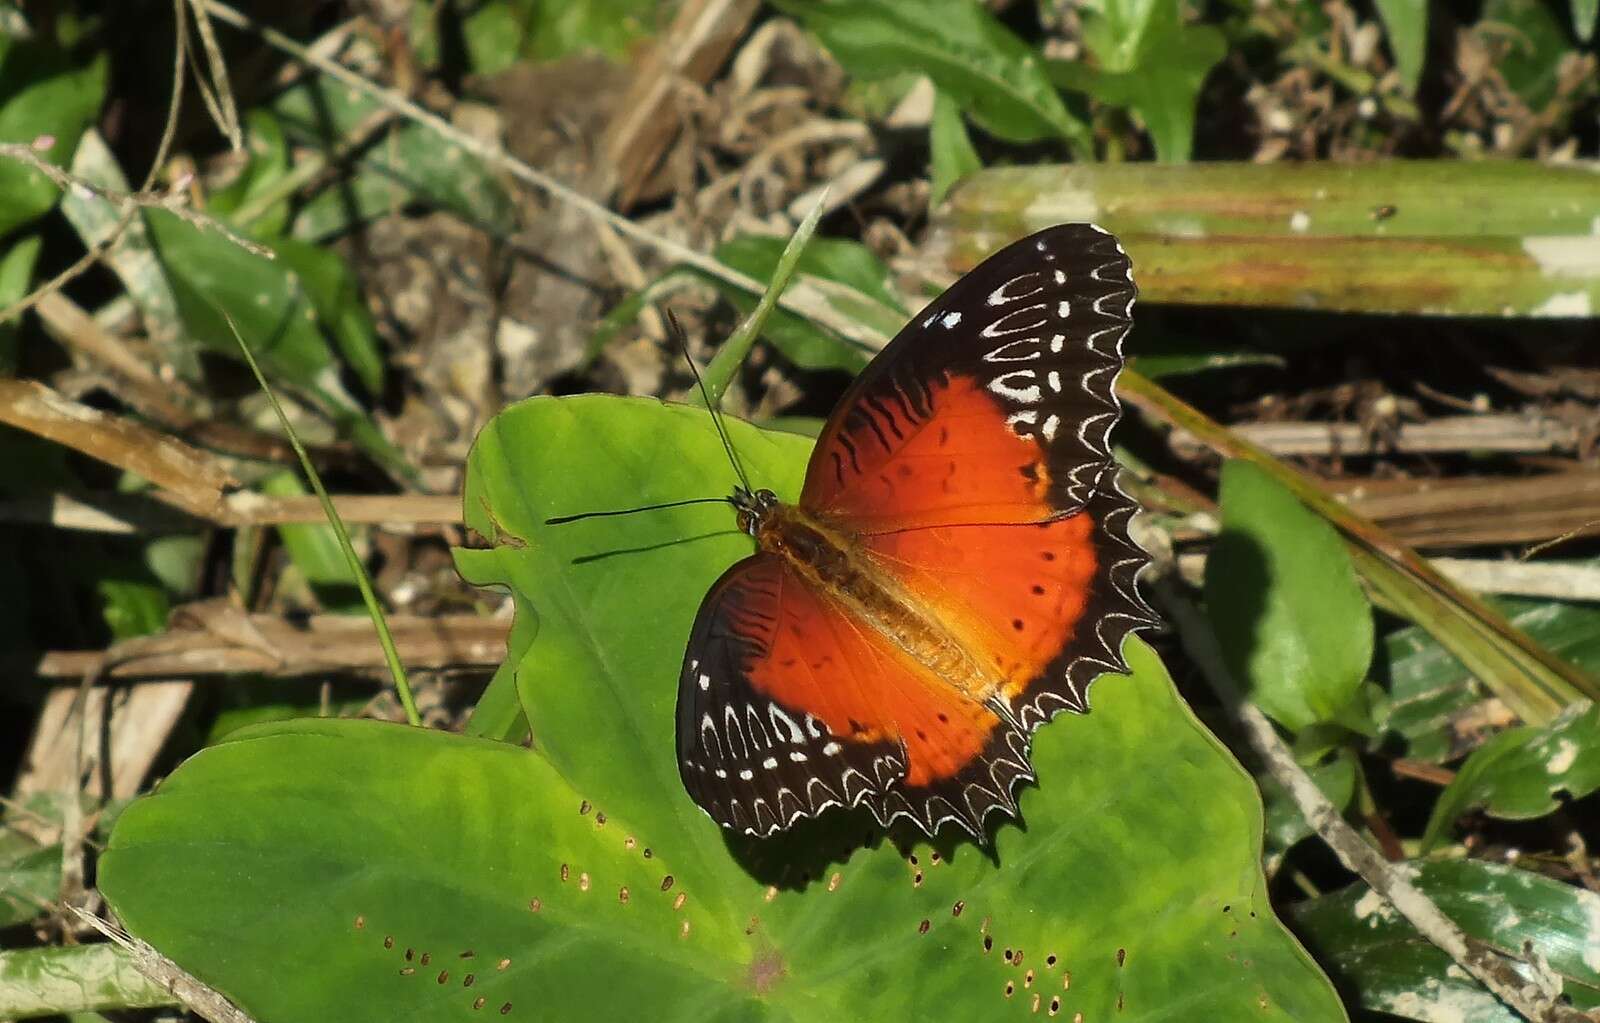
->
[697,192,828,407]
[228,317,421,727]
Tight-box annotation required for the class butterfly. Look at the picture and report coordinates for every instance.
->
[676,224,1156,840]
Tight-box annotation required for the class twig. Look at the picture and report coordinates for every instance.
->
[0,142,272,260]
[0,491,462,533]
[67,907,257,1023]
[37,290,371,468]
[1154,580,1588,1023]
[1176,550,1600,602]
[0,201,138,325]
[229,106,396,228]
[200,0,889,351]
[1170,414,1578,459]
[1428,557,1600,603]
[182,0,244,150]
[0,378,238,522]
[25,611,508,681]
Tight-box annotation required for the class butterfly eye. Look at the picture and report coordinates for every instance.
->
[736,510,754,535]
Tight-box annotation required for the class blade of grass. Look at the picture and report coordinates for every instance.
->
[696,190,829,406]
[227,315,420,727]
[1119,367,1600,725]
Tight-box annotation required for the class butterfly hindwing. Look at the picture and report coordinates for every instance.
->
[676,553,1034,837]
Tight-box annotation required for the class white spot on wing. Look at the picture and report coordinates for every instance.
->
[769,705,804,743]
[940,311,963,329]
[988,370,1042,403]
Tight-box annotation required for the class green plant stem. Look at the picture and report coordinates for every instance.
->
[697,193,827,406]
[230,320,420,727]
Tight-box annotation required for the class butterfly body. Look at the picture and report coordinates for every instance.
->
[677,224,1157,839]
[738,487,1008,710]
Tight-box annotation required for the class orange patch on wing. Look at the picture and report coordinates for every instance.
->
[738,564,1000,788]
[861,512,1099,700]
[802,374,1054,532]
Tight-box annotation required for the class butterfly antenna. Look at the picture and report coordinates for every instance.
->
[669,309,754,494]
[546,496,733,526]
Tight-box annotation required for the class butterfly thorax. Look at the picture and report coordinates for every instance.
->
[744,493,1003,705]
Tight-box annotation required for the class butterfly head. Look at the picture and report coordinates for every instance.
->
[731,485,779,537]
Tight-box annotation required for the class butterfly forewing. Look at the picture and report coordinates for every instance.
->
[800,224,1136,530]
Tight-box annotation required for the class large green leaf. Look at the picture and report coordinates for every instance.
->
[1420,700,1600,852]
[0,943,174,1018]
[0,38,106,237]
[929,89,982,207]
[775,0,1089,149]
[101,395,1345,1021]
[1292,860,1600,1022]
[586,235,897,376]
[141,209,407,476]
[0,235,41,373]
[1575,0,1599,40]
[409,0,657,72]
[207,109,292,237]
[271,77,514,240]
[261,471,365,613]
[457,396,1345,1017]
[1064,1,1226,162]
[0,826,57,927]
[1378,598,1600,762]
[1206,460,1374,732]
[1373,0,1428,95]
[1480,0,1577,108]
